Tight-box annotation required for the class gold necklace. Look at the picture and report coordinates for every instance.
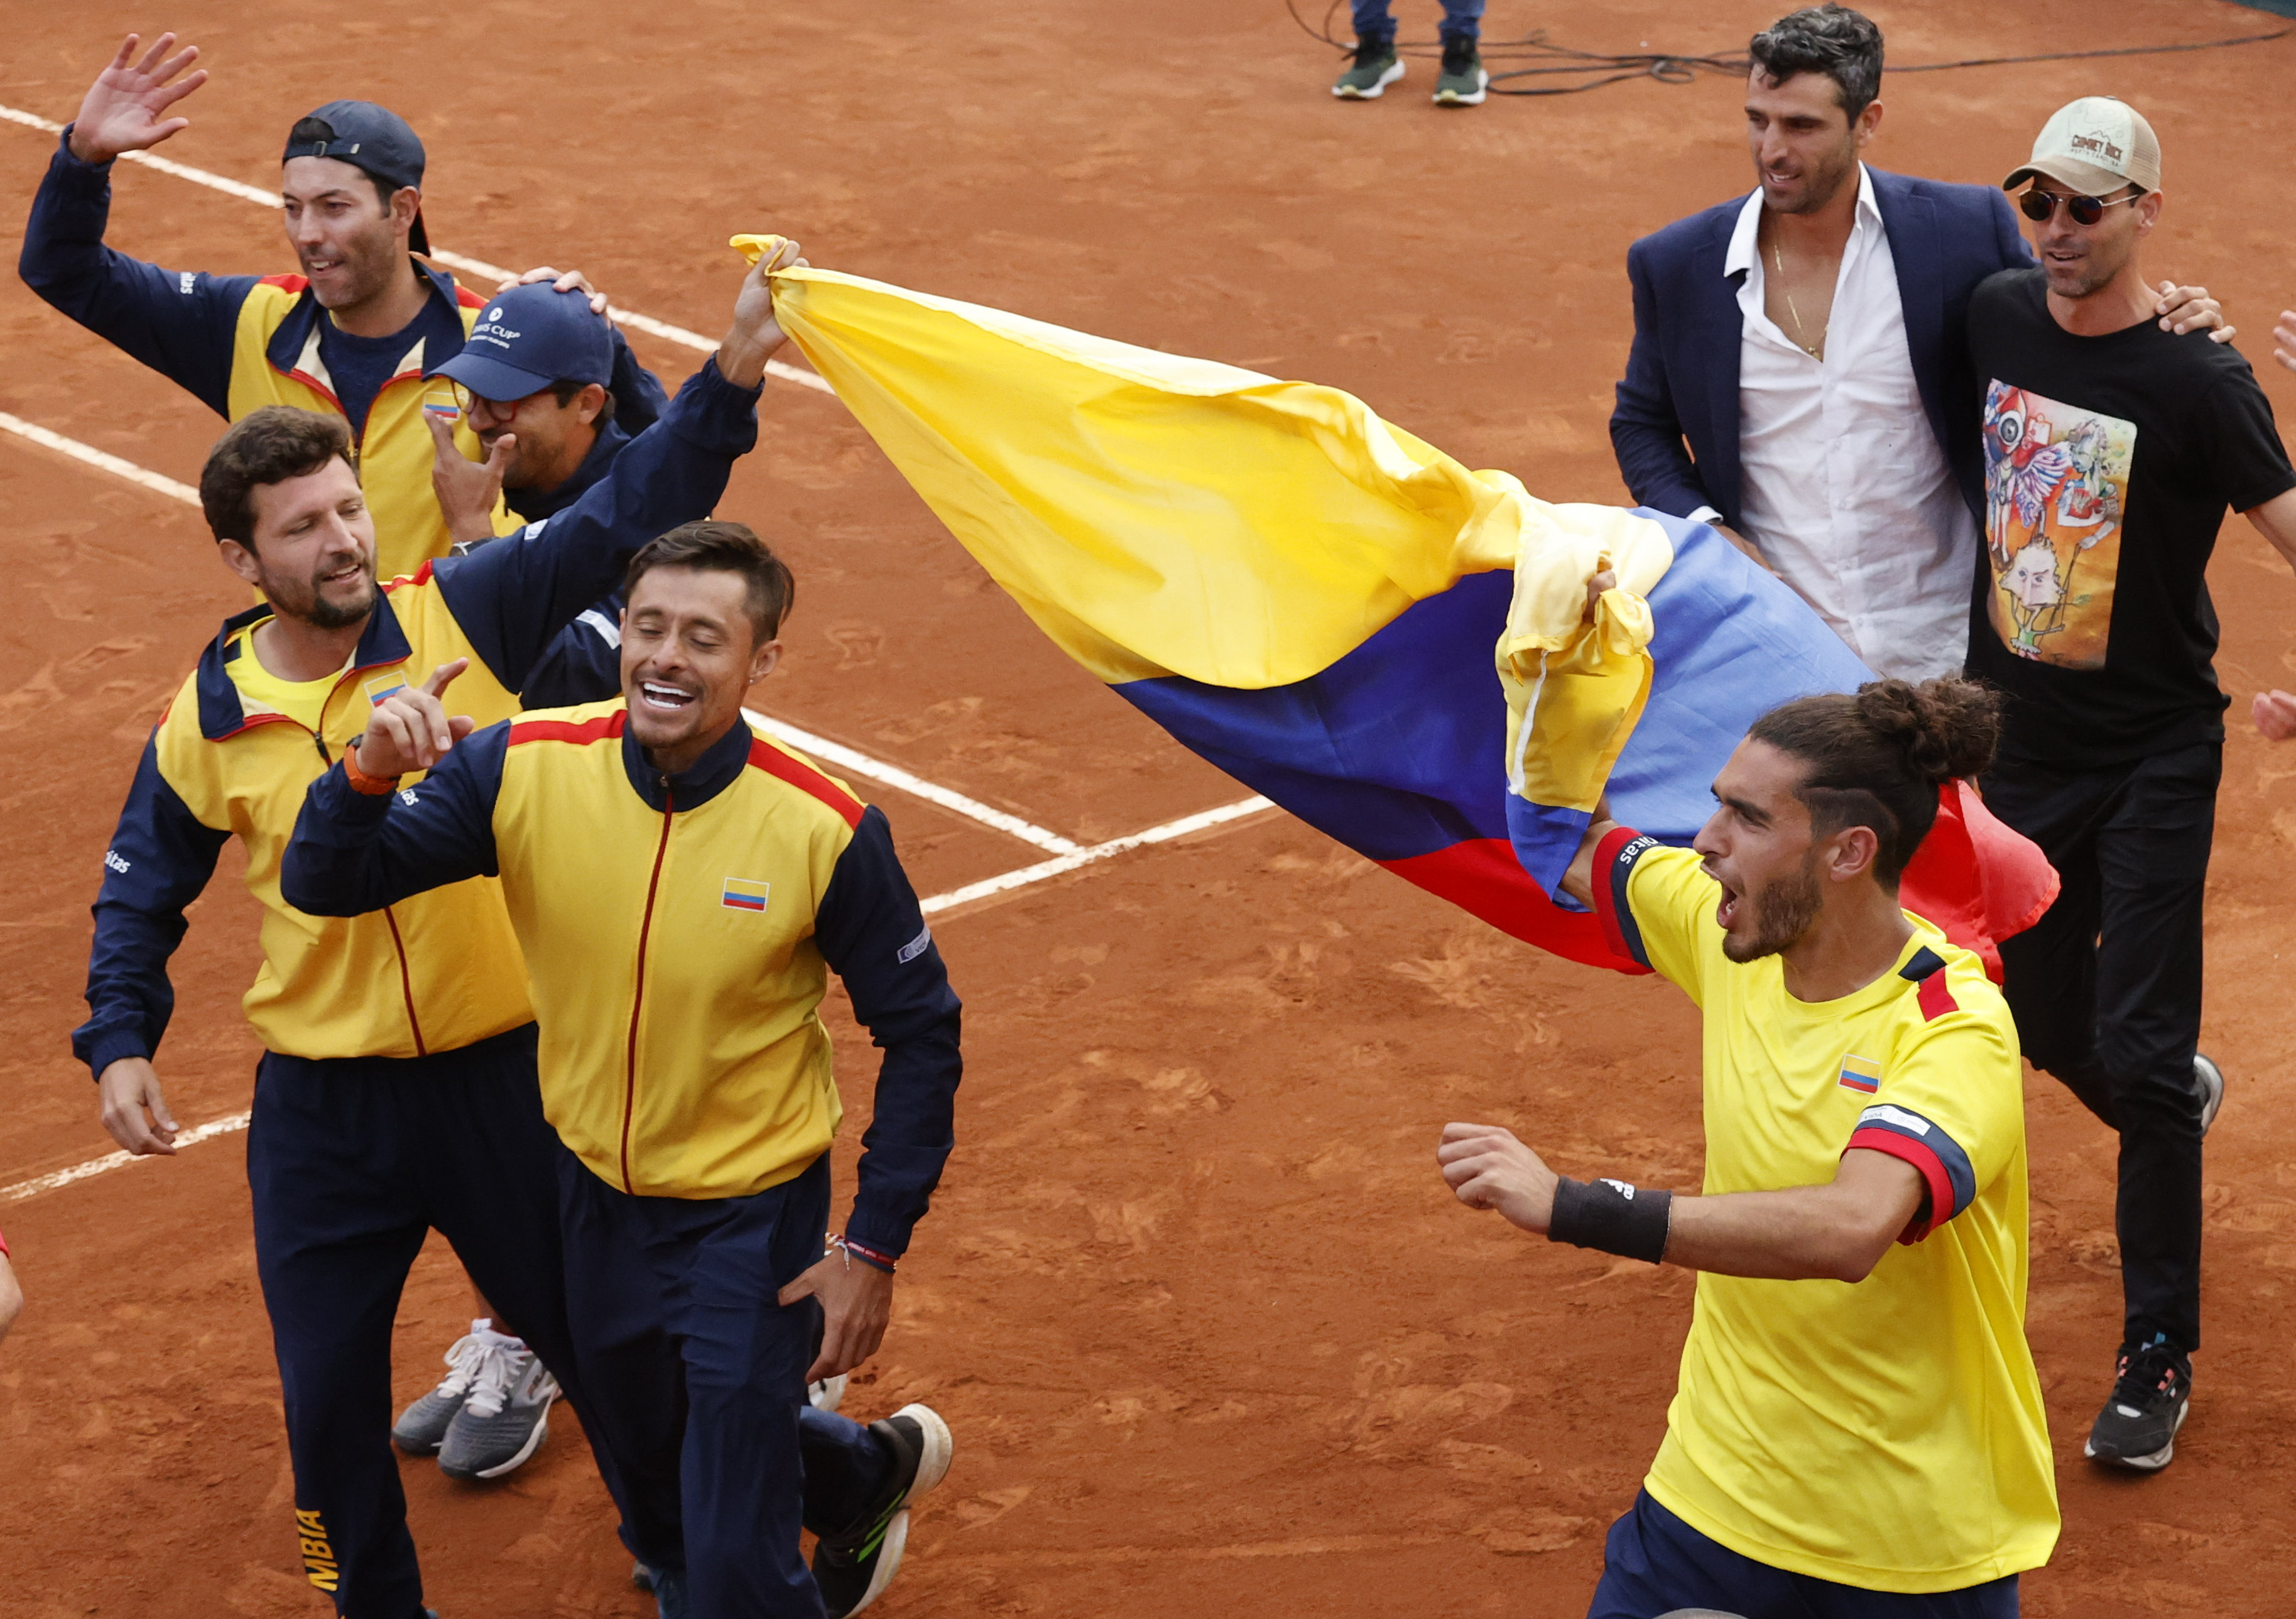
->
[1769,236,1825,360]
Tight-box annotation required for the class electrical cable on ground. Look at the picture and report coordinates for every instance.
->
[1287,1,2292,97]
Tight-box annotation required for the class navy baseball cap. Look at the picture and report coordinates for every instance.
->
[283,101,431,254]
[433,283,615,403]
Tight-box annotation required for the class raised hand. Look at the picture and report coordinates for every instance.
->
[717,237,807,388]
[352,658,475,778]
[69,33,209,165]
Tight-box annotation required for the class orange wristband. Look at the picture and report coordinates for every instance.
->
[342,741,400,797]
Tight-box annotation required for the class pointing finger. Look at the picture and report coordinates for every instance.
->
[419,658,469,699]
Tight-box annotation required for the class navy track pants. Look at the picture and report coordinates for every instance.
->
[246,1023,621,1619]
[557,1148,893,1618]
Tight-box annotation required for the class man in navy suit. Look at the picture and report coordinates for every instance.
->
[1609,4,2220,682]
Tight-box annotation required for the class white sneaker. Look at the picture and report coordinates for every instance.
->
[2193,1052,2225,1137]
[437,1323,560,1480]
[391,1318,496,1455]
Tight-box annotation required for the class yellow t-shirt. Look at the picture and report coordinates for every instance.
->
[1593,835,2058,1593]
[222,624,353,733]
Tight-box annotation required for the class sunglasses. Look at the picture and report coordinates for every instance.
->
[2017,187,2143,227]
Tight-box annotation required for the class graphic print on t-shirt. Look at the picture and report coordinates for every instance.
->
[1980,379,2135,669]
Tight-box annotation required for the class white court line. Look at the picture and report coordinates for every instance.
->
[0,408,1088,851]
[0,102,832,395]
[0,793,1275,1206]
[1,1110,251,1204]
[0,411,199,504]
[920,793,1273,914]
[744,708,1082,856]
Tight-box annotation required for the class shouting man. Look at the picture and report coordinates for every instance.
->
[1440,678,2055,1616]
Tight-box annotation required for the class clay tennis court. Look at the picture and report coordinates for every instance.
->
[5,1,2296,1614]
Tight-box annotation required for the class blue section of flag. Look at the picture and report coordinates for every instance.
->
[1116,571,1513,864]
[1114,515,1872,901]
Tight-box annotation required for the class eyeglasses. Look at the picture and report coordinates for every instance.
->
[447,381,520,421]
[2017,187,2143,227]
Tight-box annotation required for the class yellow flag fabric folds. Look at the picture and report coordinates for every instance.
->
[734,233,1666,711]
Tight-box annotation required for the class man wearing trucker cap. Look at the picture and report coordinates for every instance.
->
[18,30,656,577]
[1968,95,2296,1472]
[427,279,670,707]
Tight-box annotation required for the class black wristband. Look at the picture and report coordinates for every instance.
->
[1548,1175,1672,1264]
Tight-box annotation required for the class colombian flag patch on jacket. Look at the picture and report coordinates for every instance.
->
[721,876,771,912]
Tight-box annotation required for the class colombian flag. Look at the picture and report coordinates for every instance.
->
[736,237,2055,975]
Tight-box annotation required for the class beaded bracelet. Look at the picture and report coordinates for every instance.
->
[838,1235,898,1275]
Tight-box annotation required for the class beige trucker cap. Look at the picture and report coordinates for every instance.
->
[2003,97,2162,195]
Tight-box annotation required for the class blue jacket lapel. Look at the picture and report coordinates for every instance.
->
[1704,204,1746,523]
[1873,172,1951,459]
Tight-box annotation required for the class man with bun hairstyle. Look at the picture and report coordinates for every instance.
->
[1969,97,2296,1471]
[1439,677,2055,1615]
[18,31,658,577]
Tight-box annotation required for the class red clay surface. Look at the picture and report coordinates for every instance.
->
[5,2,2296,1615]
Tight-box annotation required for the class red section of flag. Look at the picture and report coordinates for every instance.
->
[1898,782,2058,985]
[1377,838,1650,975]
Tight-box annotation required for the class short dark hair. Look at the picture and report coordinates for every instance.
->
[199,406,357,547]
[548,379,617,425]
[624,520,795,643]
[285,117,402,212]
[1746,677,2000,886]
[1749,5,1885,121]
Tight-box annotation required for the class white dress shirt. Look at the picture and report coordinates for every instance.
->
[1692,166,1978,682]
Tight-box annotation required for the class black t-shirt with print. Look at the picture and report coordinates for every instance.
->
[1963,268,2295,768]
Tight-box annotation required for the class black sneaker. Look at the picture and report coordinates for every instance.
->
[2193,1052,2224,1137]
[812,1404,954,1618]
[2084,1336,2191,1471]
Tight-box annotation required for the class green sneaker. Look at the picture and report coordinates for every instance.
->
[1434,38,1488,106]
[1332,40,1405,100]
